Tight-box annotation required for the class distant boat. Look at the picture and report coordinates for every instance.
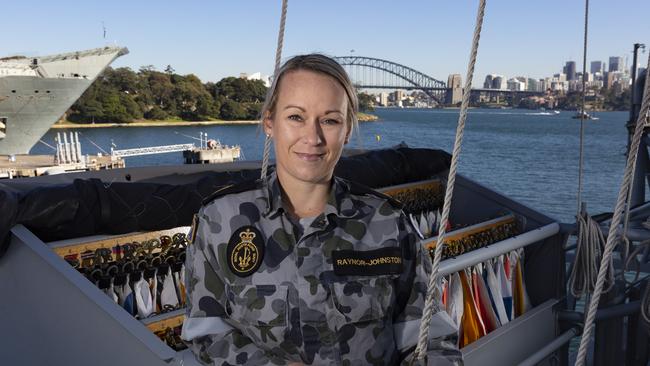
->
[535,110,560,116]
[572,111,598,120]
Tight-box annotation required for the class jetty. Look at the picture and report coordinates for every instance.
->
[0,153,124,179]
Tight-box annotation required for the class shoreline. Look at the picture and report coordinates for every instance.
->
[52,112,379,129]
[52,120,261,129]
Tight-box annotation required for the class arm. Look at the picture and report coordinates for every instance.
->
[181,212,272,365]
[393,213,463,366]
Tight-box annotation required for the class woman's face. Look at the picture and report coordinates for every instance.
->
[264,69,349,186]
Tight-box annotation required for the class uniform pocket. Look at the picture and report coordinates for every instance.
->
[226,284,288,327]
[330,277,394,324]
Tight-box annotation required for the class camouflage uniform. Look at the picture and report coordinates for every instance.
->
[182,171,462,365]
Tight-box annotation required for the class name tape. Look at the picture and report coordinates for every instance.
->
[332,247,403,276]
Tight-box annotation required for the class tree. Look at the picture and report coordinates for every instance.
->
[518,97,540,110]
[139,65,156,73]
[358,92,375,111]
[602,87,631,111]
[172,74,215,120]
[101,90,131,123]
[220,99,247,120]
[147,71,174,110]
[65,65,271,123]
[215,77,267,103]
[145,106,168,120]
[105,67,139,94]
[83,100,104,123]
[244,102,262,120]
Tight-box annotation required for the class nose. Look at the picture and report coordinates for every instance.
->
[303,119,324,146]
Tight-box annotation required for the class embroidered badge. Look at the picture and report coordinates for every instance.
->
[332,247,403,276]
[227,226,265,277]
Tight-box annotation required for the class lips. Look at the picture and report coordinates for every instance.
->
[295,152,325,161]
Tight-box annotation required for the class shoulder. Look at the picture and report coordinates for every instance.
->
[340,177,403,211]
[201,178,264,206]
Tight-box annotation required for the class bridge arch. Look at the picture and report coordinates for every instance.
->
[333,56,448,103]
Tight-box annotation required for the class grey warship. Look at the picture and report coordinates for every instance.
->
[0,46,128,155]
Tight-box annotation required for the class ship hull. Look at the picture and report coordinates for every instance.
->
[0,76,91,154]
[0,47,128,155]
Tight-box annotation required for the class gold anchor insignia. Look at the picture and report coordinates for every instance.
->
[230,228,259,273]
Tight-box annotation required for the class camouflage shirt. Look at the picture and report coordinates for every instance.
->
[182,171,462,365]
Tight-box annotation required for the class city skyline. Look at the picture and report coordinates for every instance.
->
[1,0,648,86]
[478,53,640,91]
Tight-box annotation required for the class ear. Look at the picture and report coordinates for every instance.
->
[262,111,273,137]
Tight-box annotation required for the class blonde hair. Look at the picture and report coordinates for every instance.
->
[261,54,359,134]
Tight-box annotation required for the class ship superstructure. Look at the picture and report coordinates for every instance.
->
[0,46,128,155]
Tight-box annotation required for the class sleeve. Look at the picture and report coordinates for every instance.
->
[393,213,464,366]
[181,210,272,365]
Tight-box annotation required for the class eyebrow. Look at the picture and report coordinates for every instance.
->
[283,105,344,115]
[284,105,305,111]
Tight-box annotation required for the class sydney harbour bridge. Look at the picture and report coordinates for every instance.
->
[333,56,542,105]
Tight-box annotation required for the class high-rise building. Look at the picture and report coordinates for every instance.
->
[482,74,507,89]
[609,56,624,72]
[565,61,577,81]
[483,74,494,89]
[379,92,389,107]
[507,78,526,91]
[492,76,505,89]
[606,72,619,89]
[446,74,462,105]
[393,90,405,107]
[590,61,603,74]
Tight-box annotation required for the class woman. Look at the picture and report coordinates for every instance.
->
[181,54,461,365]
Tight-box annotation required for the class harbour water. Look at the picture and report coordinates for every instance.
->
[33,108,629,223]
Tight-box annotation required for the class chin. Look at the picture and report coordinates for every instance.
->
[286,165,333,184]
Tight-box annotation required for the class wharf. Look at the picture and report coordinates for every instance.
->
[0,154,124,179]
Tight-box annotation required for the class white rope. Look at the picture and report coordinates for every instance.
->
[568,212,614,297]
[414,0,486,359]
[620,125,641,273]
[574,54,650,366]
[260,0,288,180]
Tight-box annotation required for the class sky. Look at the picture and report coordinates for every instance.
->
[2,0,649,86]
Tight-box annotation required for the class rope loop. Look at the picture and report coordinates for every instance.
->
[575,52,650,366]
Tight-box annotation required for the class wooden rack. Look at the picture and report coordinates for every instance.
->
[379,178,442,197]
[48,226,191,259]
[423,214,517,250]
[142,309,186,333]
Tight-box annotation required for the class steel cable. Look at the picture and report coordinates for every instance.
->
[576,0,589,215]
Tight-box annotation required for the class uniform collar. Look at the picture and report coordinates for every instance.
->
[262,171,361,221]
